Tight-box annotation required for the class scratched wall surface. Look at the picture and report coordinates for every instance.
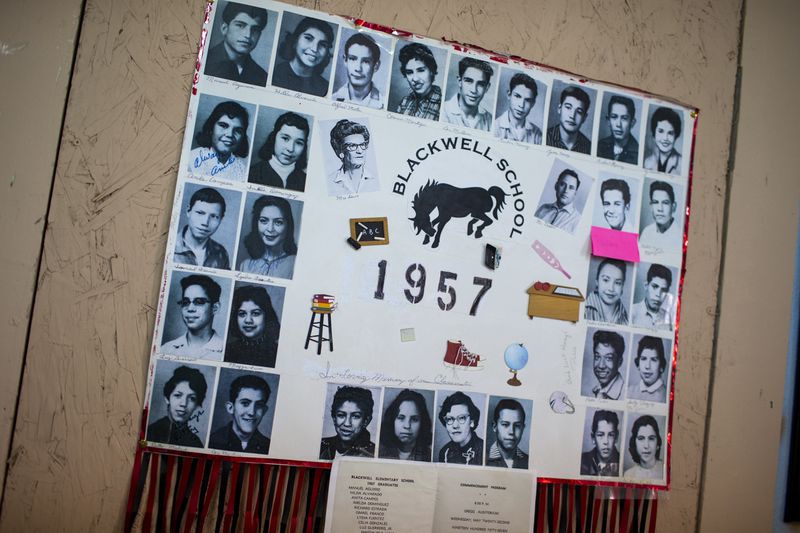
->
[0,0,741,531]
[0,0,83,507]
[701,0,800,530]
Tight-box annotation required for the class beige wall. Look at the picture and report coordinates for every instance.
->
[0,0,83,505]
[699,0,800,531]
[0,0,767,531]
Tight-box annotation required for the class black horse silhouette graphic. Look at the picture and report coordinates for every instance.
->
[410,180,507,248]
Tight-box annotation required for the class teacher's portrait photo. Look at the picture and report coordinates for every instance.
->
[534,159,593,235]
[321,118,380,196]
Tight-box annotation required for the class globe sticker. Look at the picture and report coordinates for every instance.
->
[504,343,529,386]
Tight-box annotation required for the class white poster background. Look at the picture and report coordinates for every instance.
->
[142,0,695,489]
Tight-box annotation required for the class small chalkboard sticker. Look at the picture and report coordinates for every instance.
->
[349,217,390,246]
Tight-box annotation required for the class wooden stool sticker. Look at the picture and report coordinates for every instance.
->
[526,281,584,322]
[305,294,336,354]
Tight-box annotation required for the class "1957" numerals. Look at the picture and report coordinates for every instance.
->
[373,260,492,316]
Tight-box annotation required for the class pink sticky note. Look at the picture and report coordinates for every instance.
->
[591,226,640,262]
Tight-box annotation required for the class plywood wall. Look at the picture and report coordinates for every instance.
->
[0,0,84,507]
[700,0,800,530]
[0,0,743,530]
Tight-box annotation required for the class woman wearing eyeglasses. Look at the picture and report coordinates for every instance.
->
[326,119,380,196]
[436,391,484,466]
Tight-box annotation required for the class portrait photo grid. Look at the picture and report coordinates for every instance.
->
[317,383,534,470]
[139,0,695,487]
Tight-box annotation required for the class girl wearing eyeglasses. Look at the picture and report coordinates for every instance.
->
[437,391,484,465]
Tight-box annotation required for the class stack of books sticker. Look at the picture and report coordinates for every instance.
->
[312,294,337,313]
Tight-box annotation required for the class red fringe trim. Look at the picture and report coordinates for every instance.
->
[125,446,658,533]
[126,450,660,532]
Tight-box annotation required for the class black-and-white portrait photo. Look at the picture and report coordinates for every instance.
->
[639,178,684,249]
[208,368,280,455]
[204,2,277,87]
[224,281,284,368]
[580,407,623,477]
[485,396,532,469]
[627,334,671,403]
[320,117,380,196]
[592,174,640,232]
[434,390,486,466]
[441,54,497,131]
[160,271,232,360]
[581,327,630,401]
[331,28,392,109]
[596,92,643,165]
[378,388,434,462]
[319,383,381,460]
[631,262,678,331]
[533,158,593,234]
[584,257,634,325]
[172,183,241,271]
[387,41,448,121]
[545,80,597,155]
[146,359,217,448]
[236,193,303,280]
[493,68,546,145]
[187,94,255,182]
[248,106,312,192]
[623,413,666,480]
[271,12,337,97]
[643,105,684,176]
